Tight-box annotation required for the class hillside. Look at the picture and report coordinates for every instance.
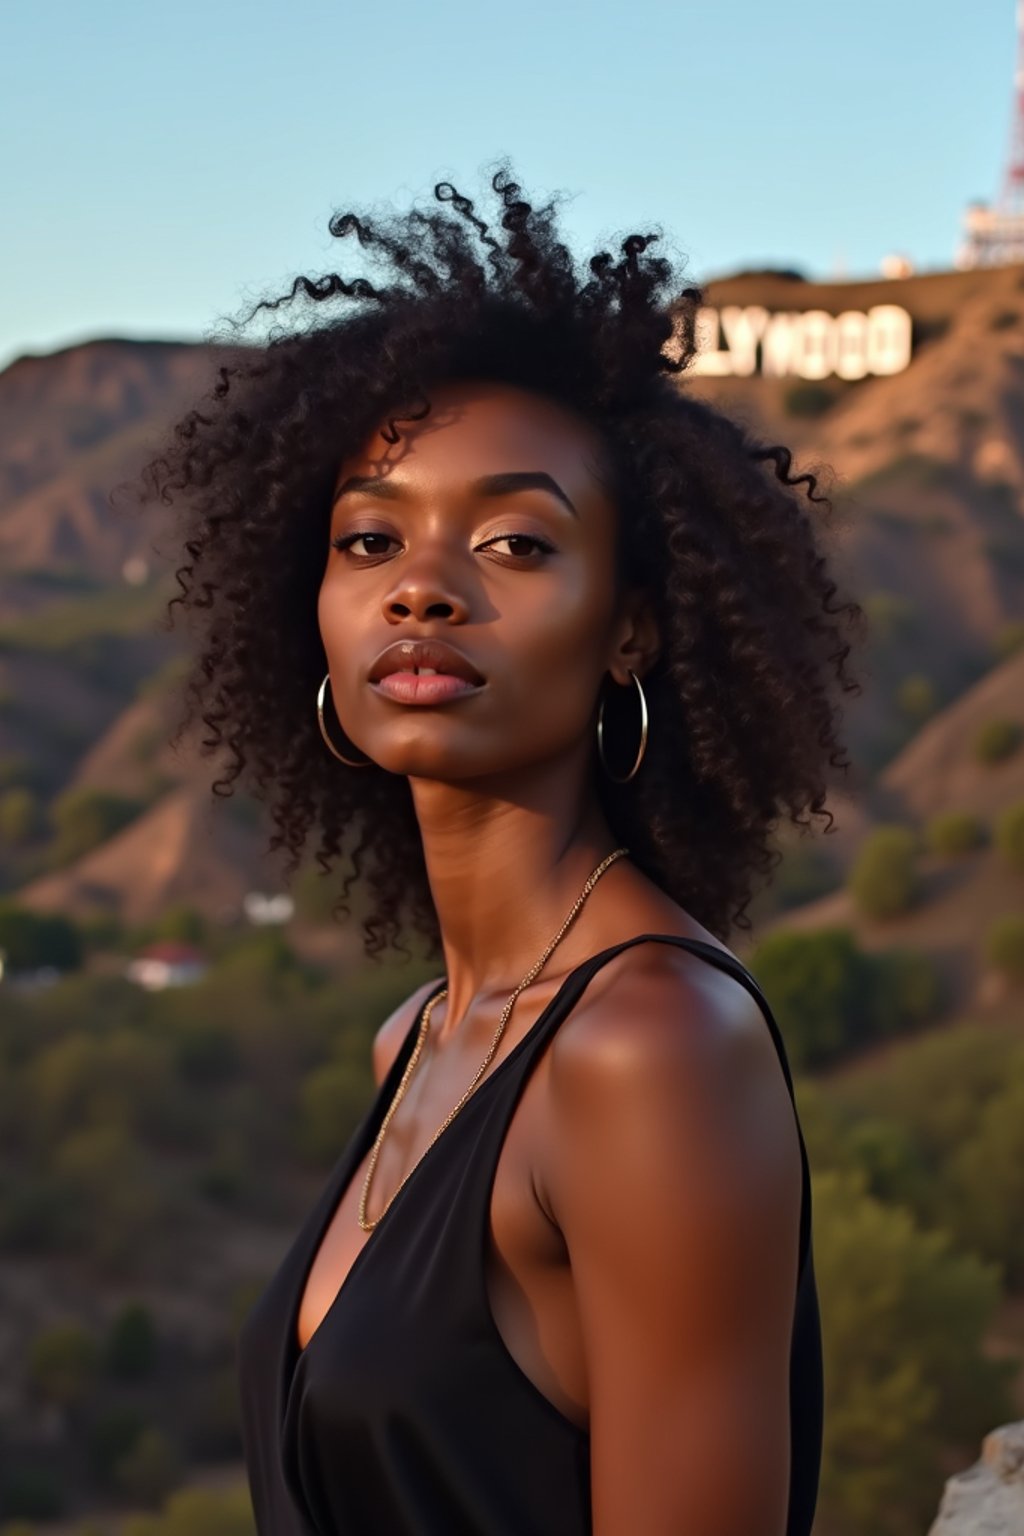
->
[1,263,1023,933]
[878,647,1024,823]
[2,267,1024,1536]
[0,337,243,601]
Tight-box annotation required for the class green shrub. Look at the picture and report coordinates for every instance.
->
[839,1115,932,1213]
[48,787,143,867]
[813,1167,1012,1536]
[0,904,81,974]
[28,1031,172,1145]
[77,912,125,953]
[87,1405,148,1484]
[896,674,936,723]
[823,1026,1024,1253]
[172,1021,241,1086]
[0,1173,78,1252]
[994,800,1024,873]
[0,753,37,791]
[27,1320,99,1408]
[973,717,1022,764]
[150,905,207,946]
[914,315,951,344]
[861,590,918,645]
[750,927,941,1071]
[769,839,841,911]
[750,927,867,1072]
[114,1426,181,1508]
[948,1073,1024,1285]
[985,913,1024,981]
[0,787,42,847]
[924,810,986,856]
[121,1485,256,1536]
[297,1059,375,1165]
[848,825,921,919]
[783,381,836,418]
[104,1303,158,1380]
[994,619,1024,658]
[864,947,944,1037]
[0,1465,65,1519]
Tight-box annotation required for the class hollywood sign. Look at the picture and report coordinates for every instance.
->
[690,303,913,380]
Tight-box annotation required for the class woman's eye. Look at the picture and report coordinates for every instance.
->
[330,529,556,562]
[330,531,397,557]
[478,532,556,560]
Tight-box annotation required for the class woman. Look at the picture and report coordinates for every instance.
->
[145,166,863,1535]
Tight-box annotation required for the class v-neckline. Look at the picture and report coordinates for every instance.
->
[282,931,746,1388]
[285,957,590,1374]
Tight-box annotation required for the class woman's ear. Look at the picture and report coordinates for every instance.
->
[607,589,661,684]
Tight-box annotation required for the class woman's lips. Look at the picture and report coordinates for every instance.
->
[371,671,485,705]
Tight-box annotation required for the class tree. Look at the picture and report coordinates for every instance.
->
[0,903,81,973]
[985,913,1024,981]
[769,840,841,911]
[823,1026,1024,1264]
[28,1031,171,1145]
[994,619,1024,658]
[925,810,986,857]
[748,928,939,1071]
[784,381,836,418]
[121,1485,256,1536]
[51,1123,164,1272]
[948,1073,1024,1286]
[896,674,937,724]
[973,717,1022,764]
[994,799,1024,875]
[104,1303,158,1380]
[88,1406,147,1486]
[848,825,921,920]
[297,1059,374,1166]
[114,1426,181,1507]
[150,905,207,946]
[0,786,42,847]
[812,1167,1012,1536]
[864,946,944,1038]
[27,1320,99,1410]
[48,786,141,867]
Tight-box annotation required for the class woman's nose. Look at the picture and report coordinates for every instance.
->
[382,552,471,624]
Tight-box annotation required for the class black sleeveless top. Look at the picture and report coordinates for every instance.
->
[237,934,823,1535]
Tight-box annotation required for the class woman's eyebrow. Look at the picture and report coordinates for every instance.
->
[332,470,578,517]
[472,472,578,517]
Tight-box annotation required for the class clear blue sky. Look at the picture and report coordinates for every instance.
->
[0,0,1014,371]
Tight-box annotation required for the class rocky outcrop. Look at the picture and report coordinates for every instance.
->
[928,1421,1024,1534]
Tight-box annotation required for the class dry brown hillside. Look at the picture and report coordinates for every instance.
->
[2,265,1023,929]
[878,648,1024,823]
[17,782,285,925]
[0,337,243,595]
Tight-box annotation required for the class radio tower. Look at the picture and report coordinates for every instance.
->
[958,1,1024,267]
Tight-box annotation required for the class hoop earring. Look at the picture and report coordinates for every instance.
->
[316,674,373,768]
[596,668,649,783]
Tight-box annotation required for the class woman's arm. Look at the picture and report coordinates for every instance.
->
[544,949,802,1536]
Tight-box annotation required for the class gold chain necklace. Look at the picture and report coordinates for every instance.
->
[357,846,630,1231]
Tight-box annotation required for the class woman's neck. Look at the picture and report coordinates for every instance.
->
[408,753,622,1034]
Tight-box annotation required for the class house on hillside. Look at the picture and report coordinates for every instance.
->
[125,940,208,991]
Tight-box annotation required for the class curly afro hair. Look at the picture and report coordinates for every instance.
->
[139,162,866,959]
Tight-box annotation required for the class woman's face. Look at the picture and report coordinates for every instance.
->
[318,378,650,784]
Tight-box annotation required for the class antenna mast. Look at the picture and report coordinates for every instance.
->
[958,2,1024,266]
